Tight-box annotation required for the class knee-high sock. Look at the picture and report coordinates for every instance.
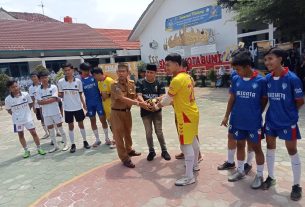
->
[181,144,194,179]
[103,128,109,140]
[69,130,75,144]
[58,126,67,144]
[49,128,58,148]
[266,149,275,179]
[228,149,236,164]
[192,137,200,167]
[247,151,255,165]
[42,124,49,134]
[291,153,301,185]
[237,160,245,173]
[93,129,100,142]
[80,128,86,141]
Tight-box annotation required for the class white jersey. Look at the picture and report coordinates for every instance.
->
[37,84,61,117]
[5,92,33,125]
[28,84,40,108]
[57,77,83,112]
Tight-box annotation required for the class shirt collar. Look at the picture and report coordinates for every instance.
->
[65,76,76,82]
[10,92,22,98]
[271,67,289,77]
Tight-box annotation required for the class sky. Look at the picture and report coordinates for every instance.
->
[0,0,152,29]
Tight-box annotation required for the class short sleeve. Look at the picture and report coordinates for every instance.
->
[52,85,58,97]
[78,79,83,93]
[135,80,143,94]
[26,93,33,104]
[29,86,34,97]
[291,76,304,99]
[260,78,267,97]
[4,97,11,110]
[57,80,63,92]
[229,76,237,94]
[36,89,42,101]
[168,77,181,96]
[111,84,123,100]
[158,81,166,95]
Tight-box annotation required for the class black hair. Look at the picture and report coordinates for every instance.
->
[264,47,287,64]
[30,71,39,77]
[38,70,50,78]
[165,53,182,66]
[80,62,91,71]
[62,63,73,69]
[91,67,104,75]
[181,59,188,69]
[6,80,17,88]
[117,63,129,71]
[231,48,253,67]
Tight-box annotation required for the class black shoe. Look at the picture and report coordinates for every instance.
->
[161,151,171,161]
[217,161,235,170]
[291,184,302,201]
[262,176,276,190]
[244,163,252,175]
[70,144,76,153]
[147,151,156,161]
[83,141,91,149]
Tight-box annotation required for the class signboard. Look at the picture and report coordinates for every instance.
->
[165,5,222,32]
[98,62,138,81]
[191,44,216,55]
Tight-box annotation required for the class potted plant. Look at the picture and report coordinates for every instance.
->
[208,70,217,87]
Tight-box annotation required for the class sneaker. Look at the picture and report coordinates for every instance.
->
[83,141,91,149]
[128,150,141,157]
[175,176,196,186]
[37,149,46,155]
[291,184,302,201]
[123,159,135,168]
[62,144,69,151]
[175,152,184,160]
[70,144,76,153]
[262,176,276,190]
[48,146,59,153]
[228,171,245,182]
[23,150,30,158]
[147,151,156,161]
[244,163,252,175]
[193,165,200,172]
[161,151,171,161]
[92,140,102,148]
[50,141,54,146]
[251,175,263,189]
[41,133,49,139]
[105,139,112,145]
[217,161,235,170]
[109,141,116,149]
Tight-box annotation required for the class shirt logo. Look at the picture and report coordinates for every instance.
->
[295,88,302,94]
[23,98,26,101]
[155,86,158,91]
[75,85,77,88]
[235,131,239,137]
[236,82,240,87]
[250,134,254,139]
[282,83,287,90]
[252,83,258,89]
[267,83,271,88]
[283,129,288,134]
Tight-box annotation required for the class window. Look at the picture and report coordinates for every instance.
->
[0,62,29,77]
[46,60,67,73]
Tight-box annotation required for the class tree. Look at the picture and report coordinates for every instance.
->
[0,73,10,106]
[33,64,49,74]
[217,0,305,40]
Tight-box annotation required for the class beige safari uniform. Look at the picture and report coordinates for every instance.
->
[110,79,136,162]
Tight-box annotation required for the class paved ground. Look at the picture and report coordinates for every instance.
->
[0,88,305,207]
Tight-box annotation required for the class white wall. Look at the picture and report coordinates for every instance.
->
[139,0,237,63]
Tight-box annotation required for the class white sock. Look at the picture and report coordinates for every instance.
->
[290,153,301,185]
[93,129,100,142]
[237,160,245,173]
[80,128,86,141]
[257,164,264,177]
[192,137,200,167]
[247,151,255,165]
[58,127,67,144]
[228,149,236,164]
[24,146,28,151]
[266,149,275,179]
[181,144,194,179]
[69,130,75,144]
[103,128,109,140]
[54,125,59,133]
[42,125,49,134]
[49,128,58,148]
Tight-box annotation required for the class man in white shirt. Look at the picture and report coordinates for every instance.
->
[58,63,90,153]
[28,71,49,139]
[5,80,46,158]
[37,71,69,153]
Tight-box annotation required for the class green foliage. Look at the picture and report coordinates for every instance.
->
[217,0,305,39]
[33,65,49,75]
[0,73,10,101]
[137,61,147,72]
[207,70,217,82]
[54,68,64,84]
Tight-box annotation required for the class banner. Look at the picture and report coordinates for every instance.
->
[98,62,138,81]
[165,5,222,32]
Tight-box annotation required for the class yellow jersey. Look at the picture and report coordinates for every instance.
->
[98,76,115,119]
[168,72,199,144]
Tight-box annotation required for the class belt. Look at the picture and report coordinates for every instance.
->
[111,108,131,112]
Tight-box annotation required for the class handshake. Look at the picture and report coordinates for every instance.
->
[144,98,161,111]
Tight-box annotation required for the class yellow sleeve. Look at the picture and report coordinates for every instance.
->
[107,78,115,93]
[98,82,103,93]
[168,76,182,97]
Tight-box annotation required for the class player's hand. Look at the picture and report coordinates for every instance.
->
[83,104,87,111]
[139,101,150,110]
[221,117,228,127]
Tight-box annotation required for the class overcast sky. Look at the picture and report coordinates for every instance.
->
[0,0,152,29]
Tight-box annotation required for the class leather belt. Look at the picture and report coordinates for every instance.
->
[111,108,131,112]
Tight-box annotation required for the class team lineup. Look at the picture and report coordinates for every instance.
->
[4,48,305,201]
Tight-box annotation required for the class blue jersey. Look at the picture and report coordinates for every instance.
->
[229,71,267,130]
[265,68,304,129]
[81,76,102,107]
[231,70,238,79]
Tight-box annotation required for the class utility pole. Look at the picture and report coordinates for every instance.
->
[38,1,45,15]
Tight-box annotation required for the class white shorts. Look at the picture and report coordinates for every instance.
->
[14,121,35,132]
[44,114,63,126]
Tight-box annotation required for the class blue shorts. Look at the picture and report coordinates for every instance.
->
[229,125,263,144]
[265,124,301,141]
[86,103,104,117]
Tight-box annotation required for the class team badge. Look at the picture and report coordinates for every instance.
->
[283,129,288,134]
[23,98,26,101]
[282,83,287,90]
[236,82,240,87]
[267,83,271,88]
[75,85,77,88]
[250,133,254,139]
[252,83,258,89]
[235,131,239,137]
